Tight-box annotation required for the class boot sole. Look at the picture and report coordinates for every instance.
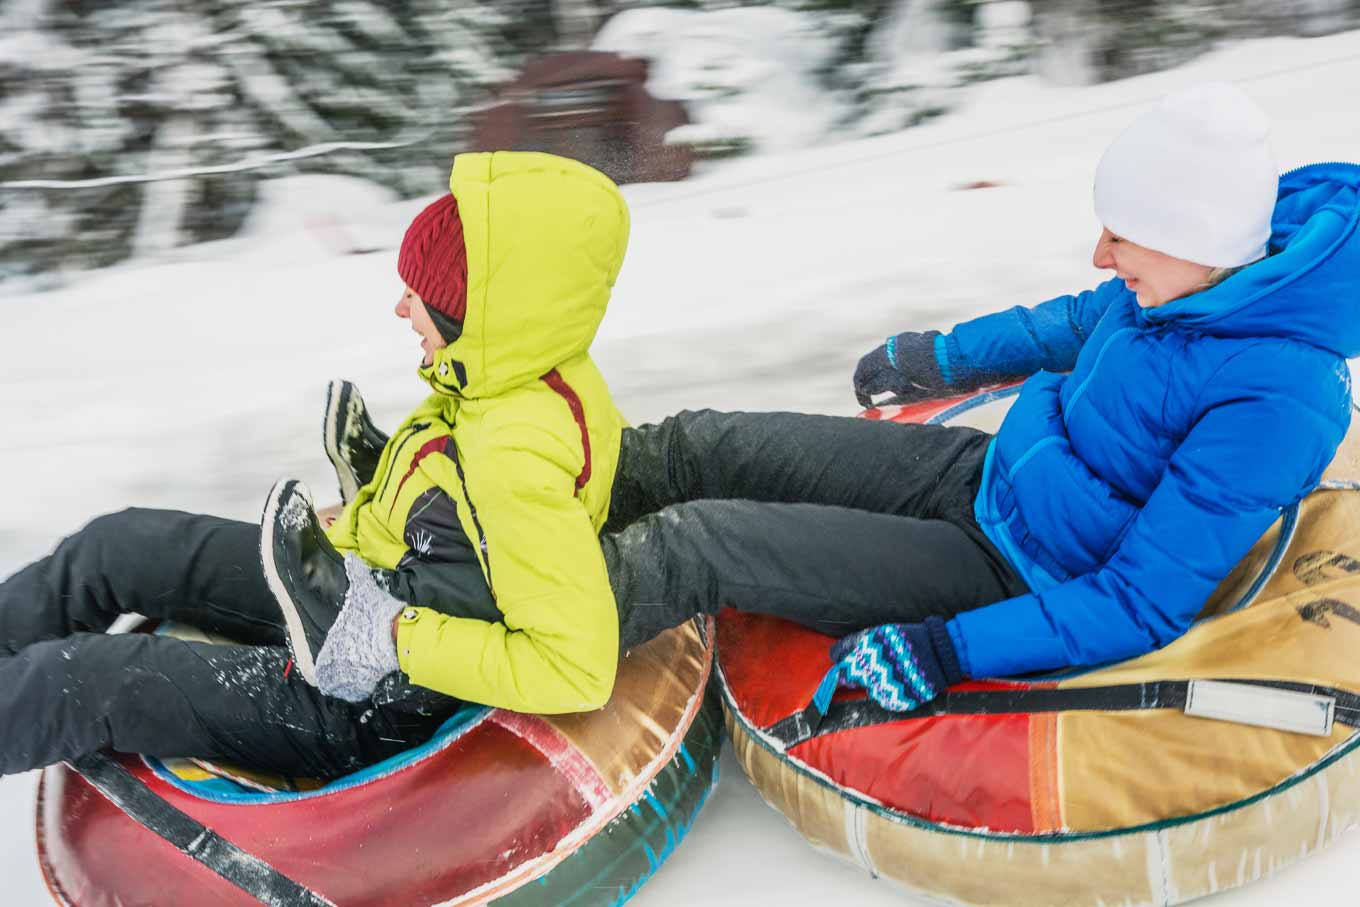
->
[323,380,363,506]
[260,478,321,686]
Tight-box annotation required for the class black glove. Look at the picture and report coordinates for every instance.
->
[853,330,950,408]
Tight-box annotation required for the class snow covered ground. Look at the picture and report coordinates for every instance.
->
[4,28,1360,906]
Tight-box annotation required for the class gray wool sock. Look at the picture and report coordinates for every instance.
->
[315,555,406,702]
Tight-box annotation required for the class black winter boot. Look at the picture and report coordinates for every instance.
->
[324,380,389,505]
[261,480,348,686]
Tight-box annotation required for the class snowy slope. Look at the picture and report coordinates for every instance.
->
[4,29,1360,906]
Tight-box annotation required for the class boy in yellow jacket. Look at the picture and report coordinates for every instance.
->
[262,150,628,715]
[0,150,627,781]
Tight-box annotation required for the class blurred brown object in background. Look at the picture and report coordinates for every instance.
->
[472,51,693,184]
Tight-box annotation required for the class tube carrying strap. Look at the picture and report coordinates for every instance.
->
[70,752,337,907]
[768,678,1360,751]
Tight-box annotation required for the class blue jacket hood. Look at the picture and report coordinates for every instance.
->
[1142,161,1360,359]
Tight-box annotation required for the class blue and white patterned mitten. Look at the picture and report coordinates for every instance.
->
[813,617,965,715]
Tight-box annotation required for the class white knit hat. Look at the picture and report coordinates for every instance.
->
[1093,82,1278,269]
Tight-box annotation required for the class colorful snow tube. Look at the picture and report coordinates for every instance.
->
[718,387,1360,907]
[37,617,721,907]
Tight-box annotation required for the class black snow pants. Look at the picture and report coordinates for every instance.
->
[601,410,1029,649]
[0,509,449,778]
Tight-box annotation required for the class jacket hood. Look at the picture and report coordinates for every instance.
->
[1142,161,1360,359]
[420,151,630,398]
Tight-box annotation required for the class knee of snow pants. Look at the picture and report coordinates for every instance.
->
[605,496,1029,653]
[0,508,283,655]
[0,633,445,779]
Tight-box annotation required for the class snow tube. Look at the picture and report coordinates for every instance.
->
[718,386,1360,907]
[37,617,721,907]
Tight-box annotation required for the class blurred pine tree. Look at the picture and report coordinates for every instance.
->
[0,0,521,280]
[4,0,1359,281]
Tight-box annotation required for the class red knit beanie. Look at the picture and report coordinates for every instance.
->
[397,194,468,325]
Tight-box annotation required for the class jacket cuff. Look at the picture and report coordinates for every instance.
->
[934,332,955,386]
[926,615,967,685]
[941,332,975,387]
[394,606,465,694]
[394,608,421,674]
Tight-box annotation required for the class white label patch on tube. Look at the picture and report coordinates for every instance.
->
[1184,681,1335,737]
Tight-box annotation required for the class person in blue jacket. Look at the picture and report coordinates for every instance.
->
[834,81,1358,707]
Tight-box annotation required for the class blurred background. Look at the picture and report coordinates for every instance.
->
[4,2,1360,905]
[4,0,1359,285]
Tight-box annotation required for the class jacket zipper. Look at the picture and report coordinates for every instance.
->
[1280,161,1357,179]
[445,438,493,588]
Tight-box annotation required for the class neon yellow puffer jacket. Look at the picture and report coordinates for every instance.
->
[326,151,628,713]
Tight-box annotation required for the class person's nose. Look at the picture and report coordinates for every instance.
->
[1092,230,1115,270]
[394,294,410,318]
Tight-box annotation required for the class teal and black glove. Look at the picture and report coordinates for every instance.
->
[813,617,965,715]
[853,330,952,408]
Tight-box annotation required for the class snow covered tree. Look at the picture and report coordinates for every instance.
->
[1026,0,1360,86]
[553,0,607,48]
[6,0,1357,283]
[0,0,522,283]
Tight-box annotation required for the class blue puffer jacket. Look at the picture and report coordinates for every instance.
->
[940,162,1360,680]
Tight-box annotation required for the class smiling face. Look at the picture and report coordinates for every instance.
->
[1091,227,1216,308]
[394,286,448,366]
